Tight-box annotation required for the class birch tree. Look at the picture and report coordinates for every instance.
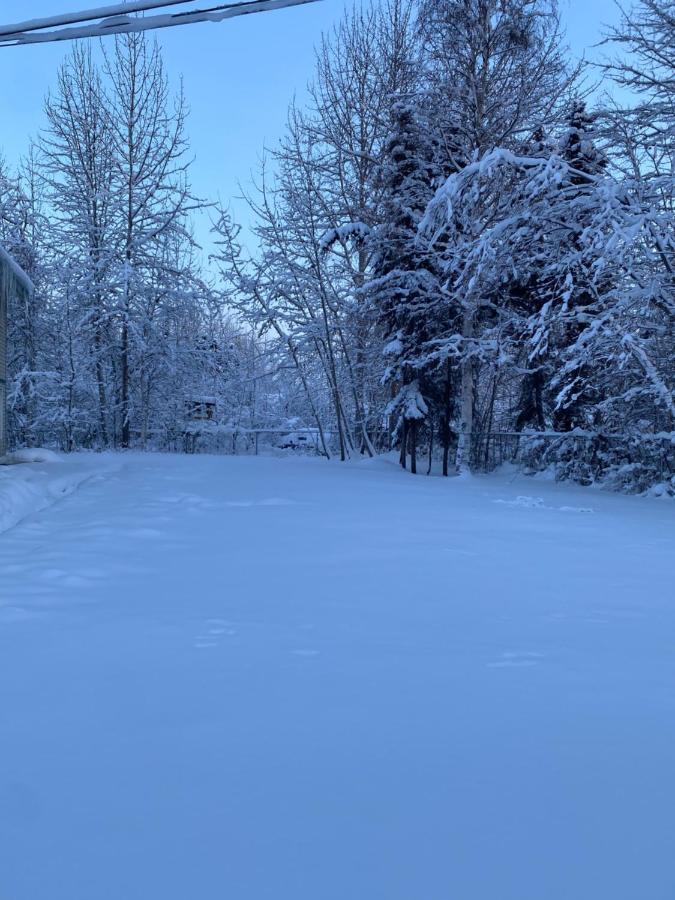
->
[104,31,198,446]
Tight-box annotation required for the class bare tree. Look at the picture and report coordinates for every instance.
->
[104,31,198,447]
[41,43,117,445]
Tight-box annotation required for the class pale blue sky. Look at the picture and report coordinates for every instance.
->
[0,0,621,253]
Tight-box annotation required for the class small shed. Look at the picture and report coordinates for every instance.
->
[0,246,33,456]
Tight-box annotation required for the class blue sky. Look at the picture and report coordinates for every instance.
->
[0,0,621,253]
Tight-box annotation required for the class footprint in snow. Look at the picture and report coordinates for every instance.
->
[0,606,44,624]
[3,564,30,575]
[39,568,92,587]
[487,651,544,669]
[193,618,237,649]
[224,498,298,509]
[40,568,68,581]
[161,493,215,509]
[86,527,114,539]
[207,617,237,635]
[61,575,90,589]
[549,607,642,626]
[495,496,546,509]
[494,496,594,513]
[128,527,163,539]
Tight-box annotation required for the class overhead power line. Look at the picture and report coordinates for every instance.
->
[0,2,197,37]
[0,0,321,47]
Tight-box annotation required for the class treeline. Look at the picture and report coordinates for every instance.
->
[213,0,675,492]
[2,0,674,493]
[0,35,269,451]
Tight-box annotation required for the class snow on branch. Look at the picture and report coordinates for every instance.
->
[319,222,371,252]
[388,381,429,421]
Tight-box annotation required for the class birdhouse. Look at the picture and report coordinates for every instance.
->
[185,397,217,423]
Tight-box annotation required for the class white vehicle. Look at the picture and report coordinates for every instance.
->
[275,429,320,452]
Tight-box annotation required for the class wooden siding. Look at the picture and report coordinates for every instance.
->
[0,247,33,456]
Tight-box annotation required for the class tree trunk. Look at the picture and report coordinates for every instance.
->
[515,367,545,432]
[455,308,475,474]
[442,362,452,477]
[93,305,109,447]
[427,421,434,476]
[483,372,498,469]
[121,316,130,448]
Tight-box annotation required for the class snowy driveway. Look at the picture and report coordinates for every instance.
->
[1,454,674,900]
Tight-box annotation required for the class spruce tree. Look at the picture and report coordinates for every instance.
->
[364,100,440,473]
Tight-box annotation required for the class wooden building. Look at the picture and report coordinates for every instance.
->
[0,247,33,456]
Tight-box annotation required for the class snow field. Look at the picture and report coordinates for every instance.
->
[0,453,674,900]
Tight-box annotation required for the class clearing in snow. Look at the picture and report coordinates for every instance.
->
[0,453,674,900]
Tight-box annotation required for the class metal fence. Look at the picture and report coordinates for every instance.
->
[470,430,675,485]
[179,427,325,456]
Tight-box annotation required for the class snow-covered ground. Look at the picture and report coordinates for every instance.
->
[1,453,674,900]
[0,450,113,536]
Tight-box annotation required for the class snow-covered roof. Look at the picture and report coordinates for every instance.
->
[0,245,34,294]
[185,396,217,405]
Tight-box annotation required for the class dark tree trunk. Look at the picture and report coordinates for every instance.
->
[400,418,408,469]
[442,363,452,477]
[515,367,546,432]
[121,318,130,448]
[427,421,434,475]
[94,323,109,447]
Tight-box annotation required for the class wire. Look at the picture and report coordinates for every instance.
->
[0,2,197,39]
[0,0,321,47]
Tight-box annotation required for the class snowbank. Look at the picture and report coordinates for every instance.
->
[4,447,62,465]
[0,453,110,535]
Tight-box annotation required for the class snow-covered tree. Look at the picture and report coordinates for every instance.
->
[40,44,118,445]
[364,100,441,473]
[414,0,578,472]
[104,31,200,447]
[217,0,420,460]
[423,99,674,487]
